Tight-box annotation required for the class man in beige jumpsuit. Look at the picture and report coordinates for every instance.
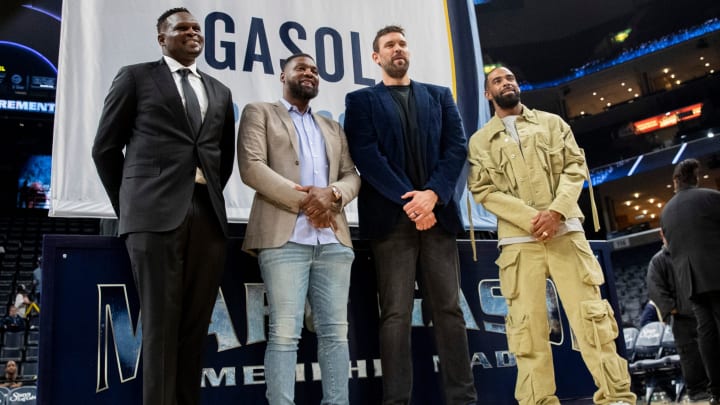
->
[467,67,636,405]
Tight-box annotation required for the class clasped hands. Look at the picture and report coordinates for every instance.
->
[402,190,438,231]
[531,210,563,241]
[295,185,338,230]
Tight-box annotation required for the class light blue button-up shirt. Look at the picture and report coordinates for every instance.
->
[281,98,339,245]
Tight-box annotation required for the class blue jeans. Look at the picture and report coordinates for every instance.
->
[258,242,355,405]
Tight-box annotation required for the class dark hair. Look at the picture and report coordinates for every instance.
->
[373,25,404,52]
[156,7,190,33]
[281,53,315,71]
[673,158,700,187]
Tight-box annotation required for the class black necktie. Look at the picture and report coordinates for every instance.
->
[179,69,202,135]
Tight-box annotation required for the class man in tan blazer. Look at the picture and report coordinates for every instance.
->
[237,53,360,405]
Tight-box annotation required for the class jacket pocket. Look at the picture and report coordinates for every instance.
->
[124,164,161,178]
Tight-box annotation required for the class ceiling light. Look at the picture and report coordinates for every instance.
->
[666,184,672,188]
[650,214,656,219]
[633,192,640,198]
[592,92,597,96]
[708,131,715,138]
[634,93,639,97]
[627,88,632,92]
[656,203,662,208]
[700,56,705,60]
[642,209,648,215]
[670,74,676,79]
[600,97,605,101]
[621,82,626,86]
[606,102,611,107]
[705,62,711,67]
[663,68,669,74]
[711,69,715,74]
[703,174,709,179]
[634,205,640,211]
[648,198,655,203]
[675,80,681,85]
[625,201,632,206]
[580,111,585,115]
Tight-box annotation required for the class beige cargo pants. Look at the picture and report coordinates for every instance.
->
[496,231,636,405]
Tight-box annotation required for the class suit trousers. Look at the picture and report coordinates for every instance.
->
[495,232,635,405]
[671,315,709,398]
[692,291,720,397]
[125,184,227,405]
[371,215,477,405]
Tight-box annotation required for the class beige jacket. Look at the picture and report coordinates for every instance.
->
[467,106,590,239]
[237,101,360,254]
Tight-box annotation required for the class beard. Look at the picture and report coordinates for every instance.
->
[287,80,318,101]
[382,57,410,79]
[493,91,521,109]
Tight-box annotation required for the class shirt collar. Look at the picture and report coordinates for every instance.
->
[280,97,312,115]
[163,55,201,78]
[487,104,538,138]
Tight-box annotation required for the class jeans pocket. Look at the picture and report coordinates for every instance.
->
[580,299,619,348]
[571,239,605,286]
[506,314,532,356]
[496,248,521,300]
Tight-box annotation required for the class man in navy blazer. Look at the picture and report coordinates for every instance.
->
[344,25,476,405]
[661,158,720,404]
[92,8,235,405]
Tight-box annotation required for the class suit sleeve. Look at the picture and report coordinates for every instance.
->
[330,124,361,207]
[237,103,305,212]
[92,66,136,216]
[646,253,676,320]
[219,89,235,189]
[423,87,467,205]
[344,91,413,206]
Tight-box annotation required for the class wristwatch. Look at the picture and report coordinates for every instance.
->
[331,186,342,202]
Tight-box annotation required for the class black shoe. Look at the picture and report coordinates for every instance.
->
[709,395,718,405]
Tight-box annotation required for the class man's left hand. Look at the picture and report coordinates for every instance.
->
[401,189,438,222]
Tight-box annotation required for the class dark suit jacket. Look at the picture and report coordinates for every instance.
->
[344,81,467,239]
[646,246,693,318]
[661,186,720,298]
[92,59,235,236]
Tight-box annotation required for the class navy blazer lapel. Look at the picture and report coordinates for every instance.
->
[375,83,406,163]
[151,59,194,138]
[411,81,432,140]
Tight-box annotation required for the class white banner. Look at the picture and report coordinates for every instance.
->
[51,0,457,224]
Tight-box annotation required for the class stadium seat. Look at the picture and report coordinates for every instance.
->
[2,332,25,349]
[629,322,683,404]
[6,386,37,404]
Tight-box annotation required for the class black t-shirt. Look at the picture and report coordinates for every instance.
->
[387,85,428,189]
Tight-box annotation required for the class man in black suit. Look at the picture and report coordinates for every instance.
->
[92,7,235,405]
[661,158,720,405]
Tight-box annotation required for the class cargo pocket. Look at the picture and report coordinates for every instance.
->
[495,249,521,300]
[580,299,618,349]
[572,239,605,286]
[598,355,632,400]
[506,314,532,356]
